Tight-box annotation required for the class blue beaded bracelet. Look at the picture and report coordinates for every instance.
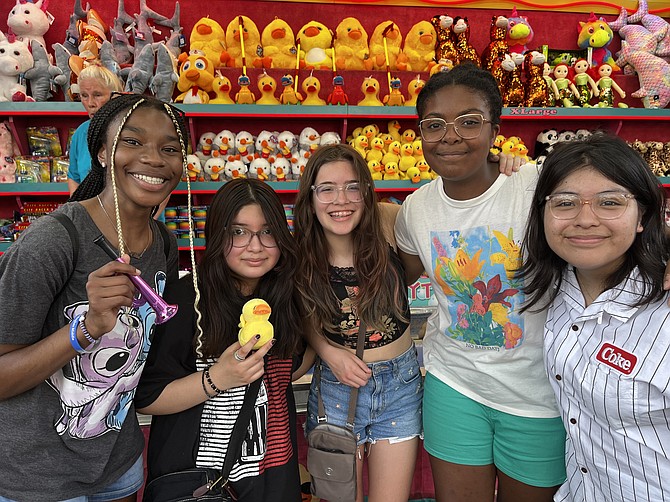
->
[69,314,99,354]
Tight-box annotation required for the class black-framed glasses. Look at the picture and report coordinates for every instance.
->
[418,114,492,142]
[544,193,636,220]
[311,182,364,203]
[228,226,277,248]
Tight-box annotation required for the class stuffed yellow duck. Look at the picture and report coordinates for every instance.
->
[399,21,436,72]
[210,71,235,104]
[261,17,297,69]
[238,299,274,350]
[175,53,214,103]
[334,17,371,71]
[369,21,403,70]
[222,15,271,69]
[406,165,421,183]
[353,135,369,158]
[398,142,416,173]
[368,159,384,180]
[366,137,385,163]
[257,71,281,105]
[382,140,401,166]
[301,74,326,105]
[357,76,384,106]
[417,158,432,180]
[297,21,334,70]
[189,17,227,69]
[387,119,402,142]
[383,161,401,180]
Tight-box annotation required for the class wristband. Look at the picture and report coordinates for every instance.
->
[201,370,217,399]
[69,315,100,354]
[80,314,96,346]
[204,367,223,395]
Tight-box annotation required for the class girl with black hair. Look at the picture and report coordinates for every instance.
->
[0,93,186,502]
[519,134,670,501]
[136,178,303,502]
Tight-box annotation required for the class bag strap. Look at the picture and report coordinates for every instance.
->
[220,376,262,481]
[49,212,79,268]
[315,320,367,430]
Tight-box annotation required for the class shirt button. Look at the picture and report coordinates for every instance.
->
[571,325,579,331]
[556,374,562,380]
[570,418,577,424]
[581,467,588,473]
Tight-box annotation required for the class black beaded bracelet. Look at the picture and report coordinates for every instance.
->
[204,368,223,395]
[201,370,217,399]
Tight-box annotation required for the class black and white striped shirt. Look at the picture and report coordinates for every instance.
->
[546,268,670,502]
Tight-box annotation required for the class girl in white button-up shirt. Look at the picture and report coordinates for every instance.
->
[520,133,670,502]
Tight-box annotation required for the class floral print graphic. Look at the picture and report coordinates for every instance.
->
[432,226,524,349]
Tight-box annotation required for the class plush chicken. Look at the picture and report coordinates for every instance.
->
[301,75,327,105]
[261,17,297,69]
[210,72,235,104]
[238,299,274,349]
[398,21,436,72]
[369,21,403,71]
[222,15,271,69]
[357,76,384,106]
[257,72,281,105]
[334,17,371,71]
[189,17,227,68]
[174,53,214,103]
[297,21,334,70]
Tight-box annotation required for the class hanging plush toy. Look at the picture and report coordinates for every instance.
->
[222,15,271,69]
[334,17,371,71]
[7,0,52,54]
[150,43,178,102]
[615,40,670,108]
[25,40,67,101]
[0,32,34,102]
[261,17,297,69]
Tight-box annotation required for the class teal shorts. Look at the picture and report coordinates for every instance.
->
[423,372,566,488]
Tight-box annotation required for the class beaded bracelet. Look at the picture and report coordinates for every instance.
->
[80,314,96,346]
[201,370,217,399]
[203,367,223,395]
[69,315,100,354]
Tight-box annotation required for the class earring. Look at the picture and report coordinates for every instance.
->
[100,161,106,168]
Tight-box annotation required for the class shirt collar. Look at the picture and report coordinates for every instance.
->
[560,267,647,323]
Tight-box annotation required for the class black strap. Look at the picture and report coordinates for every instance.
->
[220,377,262,482]
[49,212,79,266]
[315,320,367,429]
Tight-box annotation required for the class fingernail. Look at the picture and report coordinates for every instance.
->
[255,334,261,340]
[271,339,276,346]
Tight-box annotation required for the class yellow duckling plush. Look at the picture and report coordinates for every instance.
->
[398,142,416,173]
[368,159,383,180]
[406,165,421,183]
[405,75,425,107]
[401,128,417,145]
[490,134,506,155]
[334,17,371,71]
[399,20,436,72]
[369,21,403,70]
[222,15,271,69]
[353,135,369,158]
[382,140,401,166]
[366,137,385,164]
[357,76,384,106]
[412,139,424,163]
[210,72,235,104]
[261,17,297,69]
[297,21,334,70]
[238,299,274,350]
[383,161,401,180]
[189,17,227,69]
[301,75,326,105]
[175,53,214,103]
[417,159,432,180]
[387,119,402,141]
[257,71,281,105]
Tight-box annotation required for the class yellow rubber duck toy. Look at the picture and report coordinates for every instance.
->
[387,120,402,142]
[405,75,425,107]
[257,72,281,105]
[210,72,235,104]
[398,143,417,173]
[406,165,421,183]
[383,161,401,180]
[301,75,326,105]
[261,17,297,69]
[368,160,384,180]
[238,299,274,350]
[357,76,384,106]
[417,159,432,180]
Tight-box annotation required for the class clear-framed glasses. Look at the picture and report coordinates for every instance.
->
[418,114,492,142]
[311,182,365,203]
[545,192,636,220]
[228,226,277,248]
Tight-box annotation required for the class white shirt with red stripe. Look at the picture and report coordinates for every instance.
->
[546,267,670,502]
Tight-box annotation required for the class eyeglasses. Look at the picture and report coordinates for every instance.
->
[544,193,636,220]
[418,114,492,142]
[229,226,277,248]
[311,182,364,204]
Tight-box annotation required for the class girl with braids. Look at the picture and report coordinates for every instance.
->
[293,143,423,502]
[0,93,186,502]
[136,178,303,502]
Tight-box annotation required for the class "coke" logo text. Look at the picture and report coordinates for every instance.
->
[596,343,637,375]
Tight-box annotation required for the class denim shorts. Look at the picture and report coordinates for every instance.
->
[423,373,566,488]
[306,344,423,446]
[0,455,144,502]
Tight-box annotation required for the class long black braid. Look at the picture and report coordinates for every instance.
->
[69,94,189,202]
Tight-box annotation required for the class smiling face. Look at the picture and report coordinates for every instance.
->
[420,85,500,199]
[543,167,643,286]
[312,160,364,245]
[225,203,281,295]
[98,106,184,211]
[79,78,113,118]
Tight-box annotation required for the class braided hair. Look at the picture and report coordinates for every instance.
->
[69,94,189,203]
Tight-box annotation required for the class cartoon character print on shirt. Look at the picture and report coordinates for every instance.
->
[431,226,524,349]
[48,271,168,439]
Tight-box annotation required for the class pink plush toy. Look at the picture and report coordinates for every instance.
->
[505,7,534,55]
[7,0,51,53]
[0,121,20,183]
[615,40,670,108]
[0,31,34,102]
